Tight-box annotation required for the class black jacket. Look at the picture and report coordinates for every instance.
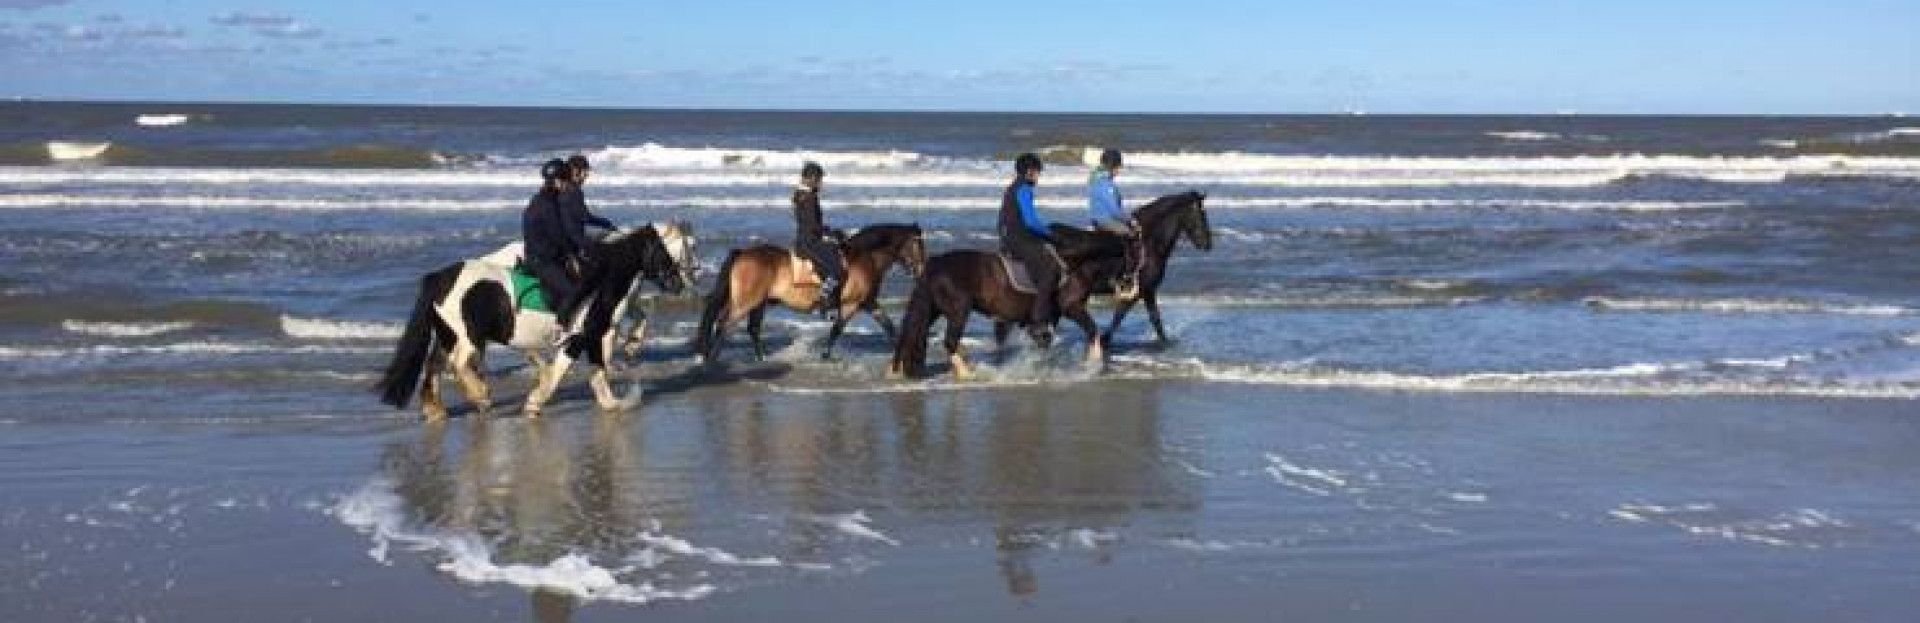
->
[792,187,826,240]
[523,189,587,263]
[558,188,615,231]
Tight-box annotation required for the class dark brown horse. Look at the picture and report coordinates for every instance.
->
[887,225,1138,380]
[1102,191,1213,346]
[694,223,927,361]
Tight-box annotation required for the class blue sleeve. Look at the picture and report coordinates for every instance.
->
[583,212,614,230]
[1089,177,1125,222]
[1017,185,1048,237]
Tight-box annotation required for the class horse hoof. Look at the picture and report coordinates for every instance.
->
[422,409,448,422]
[522,406,543,419]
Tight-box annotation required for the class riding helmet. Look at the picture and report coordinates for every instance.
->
[539,158,570,181]
[1100,148,1123,169]
[801,161,824,179]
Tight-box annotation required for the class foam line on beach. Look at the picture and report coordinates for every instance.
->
[331,479,717,605]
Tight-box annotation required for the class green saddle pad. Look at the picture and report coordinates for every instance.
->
[509,265,551,313]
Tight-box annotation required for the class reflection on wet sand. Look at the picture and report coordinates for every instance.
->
[362,380,1205,617]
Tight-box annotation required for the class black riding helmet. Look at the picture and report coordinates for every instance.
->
[1100,148,1123,169]
[539,158,571,181]
[801,161,824,179]
[566,153,591,172]
[1014,152,1044,176]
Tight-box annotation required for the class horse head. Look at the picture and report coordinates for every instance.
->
[604,225,687,295]
[901,224,928,278]
[653,220,700,290]
[1178,190,1214,251]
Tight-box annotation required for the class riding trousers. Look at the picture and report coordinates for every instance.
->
[1001,227,1060,327]
[794,235,843,284]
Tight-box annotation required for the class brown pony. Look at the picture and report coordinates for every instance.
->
[887,225,1138,380]
[694,223,927,361]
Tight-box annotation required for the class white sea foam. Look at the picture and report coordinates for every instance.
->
[6,153,1918,188]
[331,479,716,605]
[1584,296,1911,316]
[1486,131,1562,141]
[280,315,404,340]
[45,141,111,161]
[0,341,386,359]
[801,511,900,546]
[60,320,194,338]
[1607,502,1850,548]
[134,114,190,127]
[0,193,1750,213]
[1157,294,1486,309]
[633,531,784,568]
[1263,453,1350,496]
[1111,355,1920,399]
[585,143,933,170]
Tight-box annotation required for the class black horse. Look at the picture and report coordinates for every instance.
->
[1102,191,1213,346]
[888,225,1138,380]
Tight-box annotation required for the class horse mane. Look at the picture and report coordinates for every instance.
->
[1134,190,1203,225]
[844,223,921,253]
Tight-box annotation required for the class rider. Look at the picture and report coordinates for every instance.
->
[1087,148,1135,236]
[561,153,617,234]
[554,153,618,318]
[792,161,845,318]
[999,152,1059,342]
[522,158,592,323]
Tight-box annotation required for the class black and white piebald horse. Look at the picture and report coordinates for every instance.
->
[375,222,696,420]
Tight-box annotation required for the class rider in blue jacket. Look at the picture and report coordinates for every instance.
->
[1087,148,1134,235]
[998,153,1058,342]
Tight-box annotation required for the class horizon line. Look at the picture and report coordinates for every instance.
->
[5,96,1911,119]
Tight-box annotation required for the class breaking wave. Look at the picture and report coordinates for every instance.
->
[61,319,195,338]
[279,315,404,340]
[1584,296,1911,316]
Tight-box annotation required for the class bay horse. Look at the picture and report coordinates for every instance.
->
[1102,191,1213,346]
[887,225,1139,380]
[693,223,927,361]
[374,223,694,420]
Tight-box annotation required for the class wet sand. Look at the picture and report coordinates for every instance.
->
[5,374,1919,622]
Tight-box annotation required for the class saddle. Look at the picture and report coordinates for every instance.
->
[788,249,846,288]
[999,249,1067,294]
[508,264,553,313]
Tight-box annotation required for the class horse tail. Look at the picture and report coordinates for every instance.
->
[376,266,455,408]
[693,249,741,357]
[891,276,938,378]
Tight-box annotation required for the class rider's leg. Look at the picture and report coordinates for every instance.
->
[1007,233,1058,343]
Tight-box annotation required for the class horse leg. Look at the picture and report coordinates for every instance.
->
[823,313,848,361]
[1145,292,1170,344]
[992,321,1013,364]
[448,342,493,414]
[869,303,899,341]
[621,315,649,361]
[521,349,547,383]
[420,349,449,421]
[943,309,975,381]
[1102,296,1139,348]
[525,350,575,418]
[588,364,622,411]
[1066,305,1104,367]
[746,305,768,361]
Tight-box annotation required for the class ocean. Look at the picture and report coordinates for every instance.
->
[2,101,1918,621]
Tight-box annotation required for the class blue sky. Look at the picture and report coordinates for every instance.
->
[1,0,1914,113]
